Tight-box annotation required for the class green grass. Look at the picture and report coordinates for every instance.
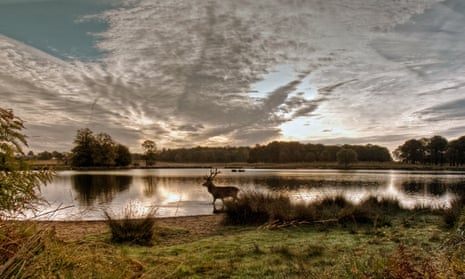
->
[121,215,450,278]
[2,197,465,278]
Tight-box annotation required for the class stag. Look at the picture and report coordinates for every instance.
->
[202,168,239,206]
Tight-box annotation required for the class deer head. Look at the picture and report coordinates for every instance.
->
[202,168,220,187]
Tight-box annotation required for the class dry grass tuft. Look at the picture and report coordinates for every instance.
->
[104,203,157,246]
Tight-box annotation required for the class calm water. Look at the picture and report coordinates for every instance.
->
[31,168,465,220]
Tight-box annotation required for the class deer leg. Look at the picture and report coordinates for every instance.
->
[221,198,226,210]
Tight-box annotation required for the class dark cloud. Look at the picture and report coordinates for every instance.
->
[3,0,463,152]
[231,127,282,146]
[176,124,205,132]
[417,98,465,122]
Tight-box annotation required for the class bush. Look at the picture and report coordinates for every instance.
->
[0,222,49,278]
[338,197,402,227]
[223,191,291,225]
[0,222,144,278]
[383,245,437,279]
[224,192,412,229]
[0,108,53,218]
[104,204,157,246]
[442,194,465,229]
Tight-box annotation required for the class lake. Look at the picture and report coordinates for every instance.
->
[31,168,465,220]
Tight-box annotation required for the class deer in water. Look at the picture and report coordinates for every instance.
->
[202,168,239,206]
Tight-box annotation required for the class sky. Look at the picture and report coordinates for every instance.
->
[1,0,465,153]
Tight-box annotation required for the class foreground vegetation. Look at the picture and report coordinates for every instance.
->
[2,192,465,278]
[2,108,465,278]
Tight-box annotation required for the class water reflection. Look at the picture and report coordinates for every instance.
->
[402,181,465,196]
[33,169,465,220]
[246,177,381,190]
[72,175,132,205]
[141,176,203,197]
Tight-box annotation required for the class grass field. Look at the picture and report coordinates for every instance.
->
[2,196,465,278]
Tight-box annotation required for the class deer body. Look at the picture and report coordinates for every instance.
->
[202,169,239,205]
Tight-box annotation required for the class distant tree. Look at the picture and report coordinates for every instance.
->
[427,135,448,165]
[142,140,157,166]
[51,151,64,161]
[37,150,53,160]
[115,144,132,166]
[447,136,465,166]
[70,128,131,167]
[336,148,358,168]
[93,133,117,166]
[352,144,392,162]
[0,108,53,217]
[70,128,96,167]
[394,139,425,164]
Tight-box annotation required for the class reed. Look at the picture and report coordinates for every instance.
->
[224,191,425,229]
[104,203,157,246]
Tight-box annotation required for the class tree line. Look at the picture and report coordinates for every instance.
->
[31,127,465,167]
[394,135,465,166]
[157,141,392,164]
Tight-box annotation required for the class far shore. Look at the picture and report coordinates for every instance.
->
[31,160,465,171]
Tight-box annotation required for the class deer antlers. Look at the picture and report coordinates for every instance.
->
[205,168,221,180]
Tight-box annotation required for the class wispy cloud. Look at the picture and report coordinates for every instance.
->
[417,97,465,122]
[3,0,465,152]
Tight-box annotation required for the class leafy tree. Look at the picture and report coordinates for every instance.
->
[37,151,53,160]
[336,148,358,168]
[352,144,392,162]
[70,129,131,167]
[70,128,96,167]
[27,150,35,158]
[93,133,117,166]
[447,136,465,166]
[0,108,53,217]
[51,151,64,161]
[115,144,132,166]
[394,139,425,164]
[427,135,448,165]
[142,140,157,166]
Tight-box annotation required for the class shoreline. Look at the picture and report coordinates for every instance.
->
[32,160,465,171]
[29,214,224,241]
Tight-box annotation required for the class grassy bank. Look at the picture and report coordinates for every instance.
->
[2,193,465,278]
[2,213,462,278]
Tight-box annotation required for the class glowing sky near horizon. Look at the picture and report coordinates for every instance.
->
[1,0,465,153]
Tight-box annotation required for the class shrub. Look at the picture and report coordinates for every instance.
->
[339,197,403,227]
[442,194,465,229]
[224,192,415,229]
[383,245,437,279]
[0,222,52,278]
[1,222,144,278]
[314,195,352,221]
[0,108,54,218]
[223,191,295,225]
[104,204,157,246]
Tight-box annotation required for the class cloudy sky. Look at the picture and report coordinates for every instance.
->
[1,0,464,153]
